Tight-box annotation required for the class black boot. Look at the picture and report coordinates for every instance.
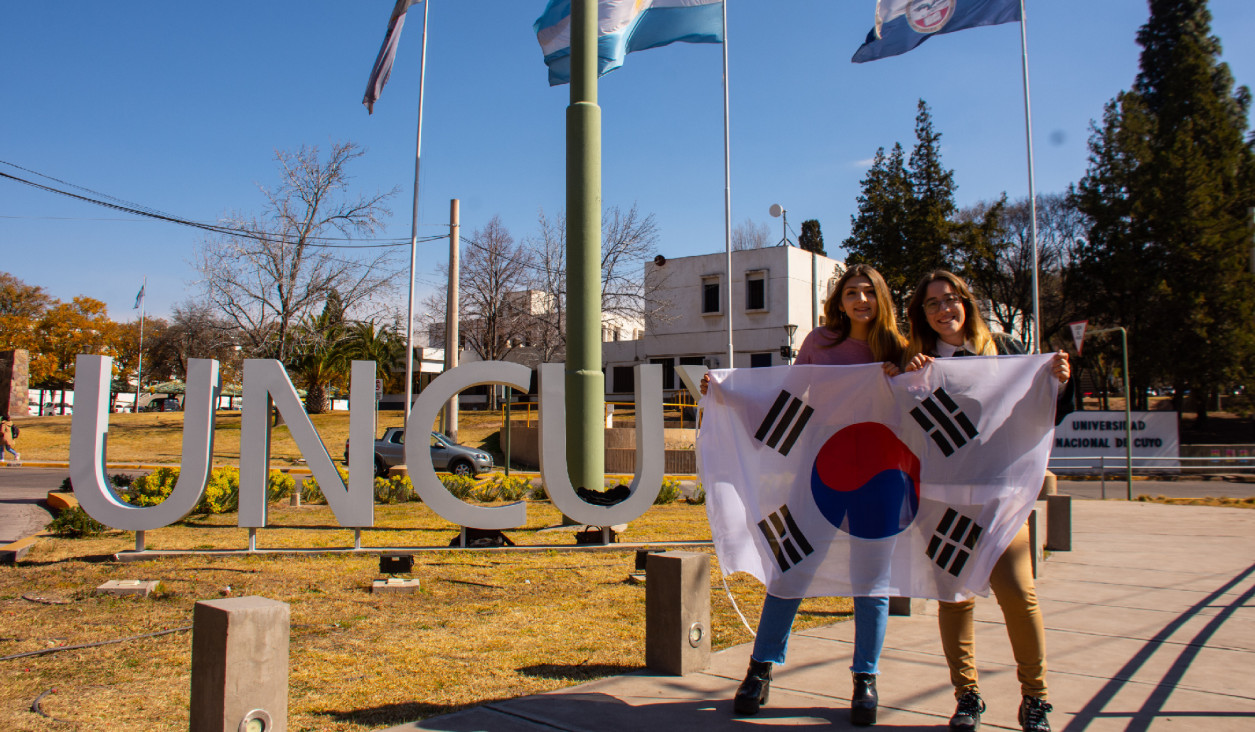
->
[949,690,985,731]
[733,659,772,715]
[850,672,878,726]
[1018,696,1053,732]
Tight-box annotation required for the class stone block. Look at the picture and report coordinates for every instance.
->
[1,536,38,564]
[888,597,927,616]
[645,551,710,676]
[96,579,160,597]
[1046,494,1073,551]
[372,577,421,594]
[190,596,289,732]
[1038,469,1058,499]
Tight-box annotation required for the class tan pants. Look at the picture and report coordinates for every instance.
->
[937,522,1047,699]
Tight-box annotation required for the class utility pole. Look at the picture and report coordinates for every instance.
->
[566,0,604,495]
[443,198,460,442]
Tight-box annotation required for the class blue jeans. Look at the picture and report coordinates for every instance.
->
[751,593,889,674]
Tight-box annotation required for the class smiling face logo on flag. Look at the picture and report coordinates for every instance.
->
[906,0,956,34]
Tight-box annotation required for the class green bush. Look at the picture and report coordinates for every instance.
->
[654,477,682,505]
[688,482,706,505]
[528,481,549,500]
[374,475,415,504]
[300,466,349,505]
[475,475,532,502]
[46,506,108,538]
[440,474,477,500]
[117,466,290,515]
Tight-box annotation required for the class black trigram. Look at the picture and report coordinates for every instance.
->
[910,387,979,457]
[926,508,984,577]
[754,390,814,457]
[757,504,814,572]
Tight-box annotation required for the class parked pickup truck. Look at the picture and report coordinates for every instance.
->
[345,428,494,478]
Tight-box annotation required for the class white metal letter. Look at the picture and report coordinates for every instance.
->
[407,361,531,529]
[70,356,220,530]
[538,363,664,525]
[238,360,374,528]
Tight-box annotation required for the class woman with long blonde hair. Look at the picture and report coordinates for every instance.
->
[706,263,906,726]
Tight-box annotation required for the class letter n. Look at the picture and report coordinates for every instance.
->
[239,360,376,528]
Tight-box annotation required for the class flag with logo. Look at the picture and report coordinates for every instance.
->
[535,0,724,86]
[699,354,1058,601]
[852,0,1021,63]
[363,0,424,113]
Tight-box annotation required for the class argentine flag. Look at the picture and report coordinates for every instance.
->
[853,0,1021,63]
[535,0,724,86]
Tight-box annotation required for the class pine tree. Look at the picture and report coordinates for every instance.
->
[798,219,826,256]
[843,100,958,313]
[1073,0,1255,417]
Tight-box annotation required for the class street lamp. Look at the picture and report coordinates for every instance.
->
[783,323,798,365]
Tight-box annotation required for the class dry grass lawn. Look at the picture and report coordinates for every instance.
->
[1135,494,1255,508]
[1,501,853,731]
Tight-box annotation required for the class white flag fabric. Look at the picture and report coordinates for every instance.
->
[699,355,1058,602]
[363,0,423,114]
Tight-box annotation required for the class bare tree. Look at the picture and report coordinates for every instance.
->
[732,217,771,251]
[146,300,240,383]
[195,142,399,362]
[523,208,568,363]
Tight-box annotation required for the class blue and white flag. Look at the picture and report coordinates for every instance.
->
[133,283,145,310]
[363,0,424,114]
[852,0,1021,63]
[535,0,724,86]
[698,354,1057,602]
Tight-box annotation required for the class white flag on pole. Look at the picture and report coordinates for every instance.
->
[698,355,1058,602]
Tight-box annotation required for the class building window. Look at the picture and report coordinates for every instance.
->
[650,357,676,390]
[612,366,634,393]
[701,276,721,314]
[750,353,773,368]
[746,270,767,311]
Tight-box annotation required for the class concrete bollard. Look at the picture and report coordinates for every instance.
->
[1028,508,1044,579]
[645,551,710,676]
[190,596,289,732]
[1038,469,1058,499]
[1046,494,1073,551]
[888,597,926,616]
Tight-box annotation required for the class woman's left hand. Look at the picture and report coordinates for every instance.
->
[881,361,900,377]
[1051,351,1071,384]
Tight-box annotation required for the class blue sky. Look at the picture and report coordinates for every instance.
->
[2,1,1252,320]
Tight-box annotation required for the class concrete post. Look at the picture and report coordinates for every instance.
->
[1038,469,1058,499]
[645,551,710,676]
[1046,494,1073,551]
[190,596,289,732]
[1028,508,1043,579]
[888,597,926,616]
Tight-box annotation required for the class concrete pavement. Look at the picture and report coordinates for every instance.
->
[382,500,1255,731]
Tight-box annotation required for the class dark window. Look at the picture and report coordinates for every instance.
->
[746,275,766,310]
[750,352,773,368]
[702,279,720,313]
[679,356,706,366]
[612,366,634,393]
[650,357,676,390]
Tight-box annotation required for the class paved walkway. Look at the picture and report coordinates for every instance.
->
[383,500,1255,731]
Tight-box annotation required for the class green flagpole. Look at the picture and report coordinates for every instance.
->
[566,0,604,496]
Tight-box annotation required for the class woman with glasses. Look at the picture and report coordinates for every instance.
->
[902,270,1071,732]
[704,263,906,726]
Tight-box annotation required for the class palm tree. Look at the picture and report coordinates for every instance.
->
[341,320,404,391]
[287,299,349,414]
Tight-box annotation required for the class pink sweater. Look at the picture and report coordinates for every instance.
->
[794,327,875,366]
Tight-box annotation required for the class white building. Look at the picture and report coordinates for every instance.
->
[603,246,843,396]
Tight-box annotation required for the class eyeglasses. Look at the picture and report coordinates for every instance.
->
[923,295,964,315]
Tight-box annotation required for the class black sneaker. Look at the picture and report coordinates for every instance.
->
[949,690,985,731]
[1018,696,1053,732]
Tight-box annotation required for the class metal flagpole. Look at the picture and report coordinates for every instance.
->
[721,0,734,368]
[134,276,146,413]
[1018,0,1041,353]
[403,0,431,420]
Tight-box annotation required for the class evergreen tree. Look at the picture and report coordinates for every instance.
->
[1073,0,1254,417]
[844,100,957,313]
[798,219,826,256]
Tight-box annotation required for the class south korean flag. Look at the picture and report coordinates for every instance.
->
[699,354,1058,602]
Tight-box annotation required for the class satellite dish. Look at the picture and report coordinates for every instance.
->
[654,254,666,267]
[769,203,784,218]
